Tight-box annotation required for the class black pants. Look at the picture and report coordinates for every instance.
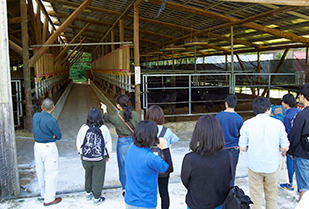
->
[82,156,107,199]
[158,174,170,209]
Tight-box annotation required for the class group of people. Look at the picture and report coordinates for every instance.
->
[31,83,309,209]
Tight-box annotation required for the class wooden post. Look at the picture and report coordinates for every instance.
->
[172,51,175,71]
[203,56,205,70]
[257,51,261,95]
[48,89,53,98]
[134,3,141,116]
[113,84,116,96]
[235,53,254,95]
[186,58,188,70]
[119,19,124,47]
[305,46,309,83]
[0,0,20,196]
[21,0,32,131]
[111,30,115,51]
[225,54,228,71]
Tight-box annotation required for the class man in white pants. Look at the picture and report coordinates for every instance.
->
[32,98,62,206]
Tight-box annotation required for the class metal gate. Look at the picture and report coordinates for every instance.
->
[11,80,23,126]
[142,72,231,118]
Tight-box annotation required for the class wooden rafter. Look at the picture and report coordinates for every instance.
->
[9,40,23,56]
[54,23,90,64]
[62,36,87,64]
[28,0,93,67]
[215,0,309,7]
[92,0,136,53]
[148,0,309,46]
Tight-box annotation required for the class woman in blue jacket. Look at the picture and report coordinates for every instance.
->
[125,120,173,209]
[145,105,179,209]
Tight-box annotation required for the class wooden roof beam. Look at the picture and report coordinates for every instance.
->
[148,0,309,45]
[61,36,87,64]
[54,23,90,64]
[48,0,262,49]
[262,4,309,20]
[28,0,93,67]
[216,0,309,7]
[92,0,136,53]
[9,40,23,56]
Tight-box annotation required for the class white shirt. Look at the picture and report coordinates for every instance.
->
[239,113,289,173]
[76,124,112,156]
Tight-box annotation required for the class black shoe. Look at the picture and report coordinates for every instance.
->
[122,190,125,197]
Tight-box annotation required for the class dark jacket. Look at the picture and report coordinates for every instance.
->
[288,106,309,159]
[181,150,232,209]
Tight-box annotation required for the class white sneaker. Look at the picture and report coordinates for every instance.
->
[86,192,93,201]
[93,196,105,205]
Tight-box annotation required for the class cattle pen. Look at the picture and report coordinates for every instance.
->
[2,0,309,197]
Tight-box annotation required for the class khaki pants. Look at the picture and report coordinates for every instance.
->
[248,167,279,209]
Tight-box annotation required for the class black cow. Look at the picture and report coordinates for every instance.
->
[176,89,203,112]
[200,87,229,112]
[130,90,178,122]
[147,90,178,122]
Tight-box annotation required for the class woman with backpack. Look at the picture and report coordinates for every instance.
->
[145,105,179,209]
[76,107,112,205]
[181,115,232,209]
[100,95,140,196]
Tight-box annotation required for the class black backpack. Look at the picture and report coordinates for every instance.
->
[151,127,172,178]
[222,152,253,209]
[81,126,105,161]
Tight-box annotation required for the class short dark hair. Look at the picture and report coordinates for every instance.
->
[86,107,104,127]
[300,83,309,101]
[252,97,271,115]
[282,93,297,107]
[132,120,158,148]
[145,105,165,125]
[116,95,132,122]
[42,98,54,111]
[190,115,225,156]
[225,94,237,108]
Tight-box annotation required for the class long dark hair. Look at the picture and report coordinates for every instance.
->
[86,107,104,127]
[116,95,132,122]
[190,115,225,156]
[132,120,158,148]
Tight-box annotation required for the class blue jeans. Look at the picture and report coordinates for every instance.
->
[294,156,309,192]
[117,136,133,190]
[226,148,240,186]
[286,153,294,185]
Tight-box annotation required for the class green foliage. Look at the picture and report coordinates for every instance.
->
[69,52,91,82]
[274,52,283,60]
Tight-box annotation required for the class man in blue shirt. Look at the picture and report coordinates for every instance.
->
[280,94,300,191]
[239,97,289,209]
[32,98,62,206]
[216,94,243,185]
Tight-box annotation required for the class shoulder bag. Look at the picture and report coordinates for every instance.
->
[222,152,253,209]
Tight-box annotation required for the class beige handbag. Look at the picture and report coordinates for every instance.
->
[279,156,289,183]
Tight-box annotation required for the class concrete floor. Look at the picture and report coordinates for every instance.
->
[15,83,193,193]
[11,83,301,209]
